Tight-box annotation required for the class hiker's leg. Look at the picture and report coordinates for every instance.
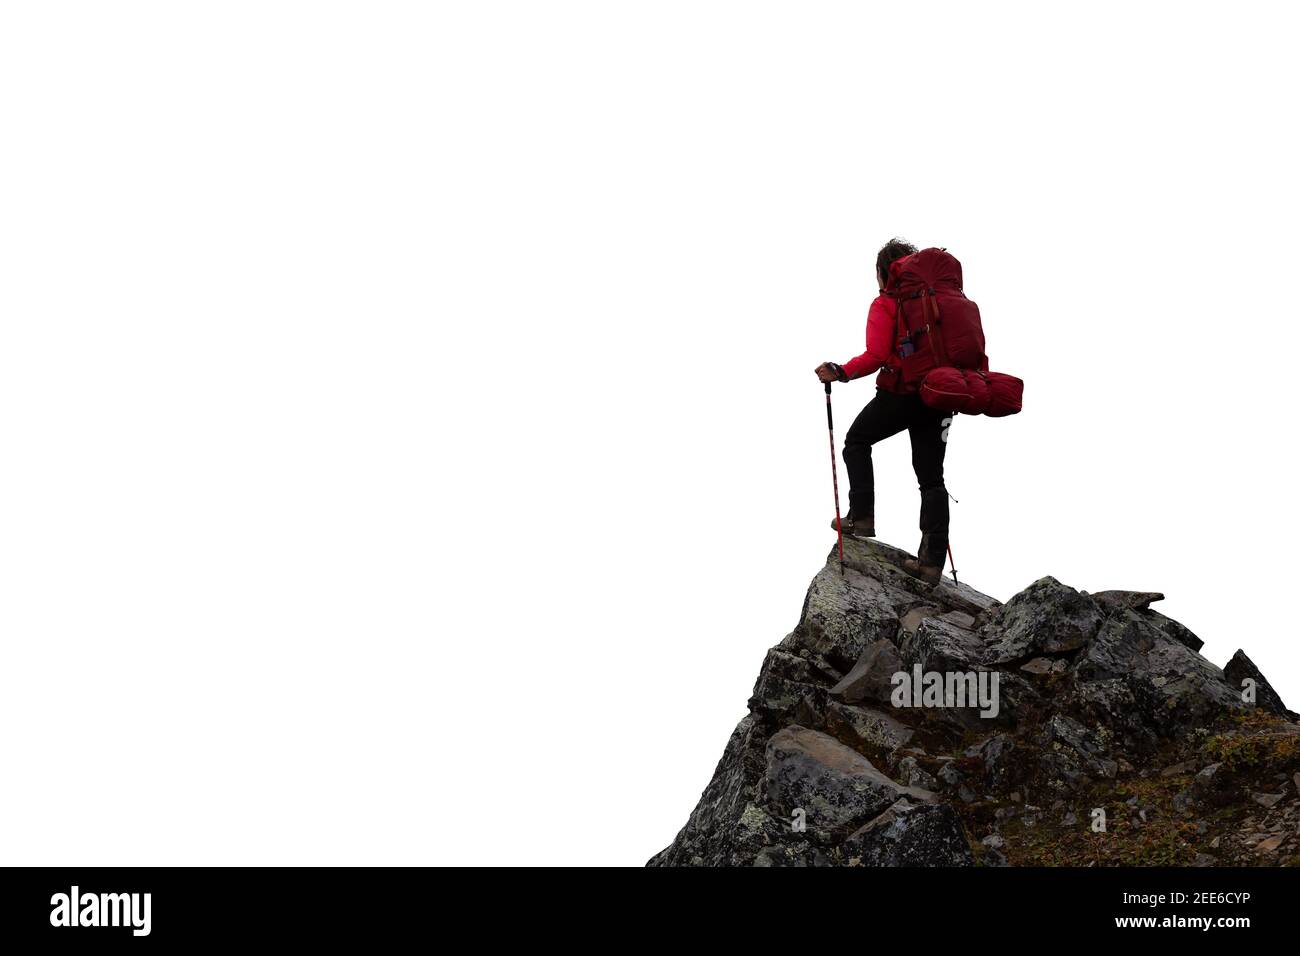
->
[842,391,909,521]
[908,402,951,567]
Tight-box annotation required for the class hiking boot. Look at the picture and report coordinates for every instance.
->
[903,532,947,585]
[831,514,875,538]
[901,556,943,585]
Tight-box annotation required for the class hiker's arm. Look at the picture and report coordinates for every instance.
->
[838,297,895,380]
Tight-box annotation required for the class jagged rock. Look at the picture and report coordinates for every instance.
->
[979,577,1104,667]
[1091,590,1205,652]
[902,615,985,672]
[1251,792,1283,809]
[897,755,938,790]
[649,538,1293,867]
[838,538,1001,618]
[840,798,973,866]
[1067,678,1160,754]
[1072,613,1243,736]
[1147,612,1204,653]
[748,648,828,724]
[762,726,935,843]
[826,702,914,754]
[900,606,941,635]
[830,639,903,705]
[1039,714,1115,779]
[1223,649,1290,717]
[1091,590,1165,612]
[649,714,769,866]
[792,560,915,673]
[937,762,964,788]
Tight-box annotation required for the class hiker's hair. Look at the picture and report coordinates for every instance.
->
[876,237,918,286]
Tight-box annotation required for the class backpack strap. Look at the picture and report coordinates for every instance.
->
[920,290,952,367]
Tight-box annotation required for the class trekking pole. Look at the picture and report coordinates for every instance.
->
[944,489,960,584]
[824,382,845,575]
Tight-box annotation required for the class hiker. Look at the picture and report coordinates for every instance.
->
[815,238,952,585]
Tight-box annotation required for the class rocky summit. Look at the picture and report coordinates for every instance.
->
[648,537,1300,867]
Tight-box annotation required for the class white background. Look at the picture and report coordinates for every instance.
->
[2,2,1297,866]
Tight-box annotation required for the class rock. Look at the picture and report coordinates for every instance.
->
[1192,853,1216,867]
[980,577,1104,664]
[1223,649,1290,717]
[839,537,1000,617]
[1039,715,1115,779]
[1256,834,1286,854]
[1195,763,1224,789]
[896,755,938,790]
[900,606,941,635]
[792,559,915,672]
[762,726,934,843]
[902,615,986,673]
[825,702,914,754]
[747,648,828,725]
[830,639,904,705]
[840,798,974,866]
[753,842,831,867]
[1072,613,1243,738]
[649,714,771,866]
[981,833,1005,850]
[966,733,1018,788]
[1091,590,1165,612]
[940,610,977,630]
[1020,657,1055,675]
[649,537,1296,867]
[1147,612,1204,653]
[1185,762,1236,809]
[937,763,964,788]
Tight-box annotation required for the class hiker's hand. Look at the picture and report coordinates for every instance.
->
[815,362,844,384]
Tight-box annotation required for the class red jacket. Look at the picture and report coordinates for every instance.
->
[841,294,902,388]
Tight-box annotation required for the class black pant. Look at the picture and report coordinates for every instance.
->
[843,390,950,565]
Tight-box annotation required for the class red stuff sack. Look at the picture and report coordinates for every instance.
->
[919,368,1023,417]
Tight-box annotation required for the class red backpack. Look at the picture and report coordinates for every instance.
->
[880,248,1022,417]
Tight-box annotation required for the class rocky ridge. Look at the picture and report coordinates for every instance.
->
[649,537,1299,867]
